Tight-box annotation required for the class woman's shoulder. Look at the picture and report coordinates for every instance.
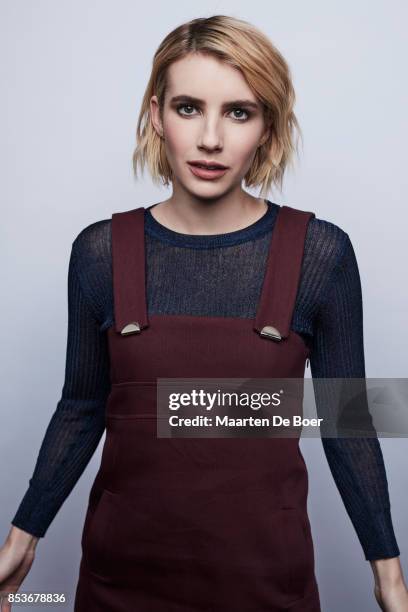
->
[304,211,352,270]
[71,206,146,261]
[71,217,112,264]
[69,218,113,327]
[299,211,358,305]
[70,218,113,302]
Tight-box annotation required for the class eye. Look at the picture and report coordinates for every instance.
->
[176,104,198,117]
[229,108,250,122]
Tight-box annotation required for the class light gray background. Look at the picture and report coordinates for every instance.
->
[1,1,407,610]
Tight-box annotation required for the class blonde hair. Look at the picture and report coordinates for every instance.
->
[132,15,302,197]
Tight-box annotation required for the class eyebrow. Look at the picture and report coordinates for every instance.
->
[169,95,260,110]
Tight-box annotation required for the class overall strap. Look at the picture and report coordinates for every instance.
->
[111,207,149,335]
[253,205,315,341]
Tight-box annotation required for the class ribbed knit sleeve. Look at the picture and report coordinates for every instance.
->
[11,241,111,537]
[309,233,400,560]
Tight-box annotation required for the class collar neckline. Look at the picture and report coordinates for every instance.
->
[144,199,279,248]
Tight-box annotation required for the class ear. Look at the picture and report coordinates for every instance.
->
[258,123,271,148]
[150,95,164,138]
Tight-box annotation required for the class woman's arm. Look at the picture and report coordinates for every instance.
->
[309,231,407,604]
[8,237,111,541]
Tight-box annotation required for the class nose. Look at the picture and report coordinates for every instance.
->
[197,114,223,151]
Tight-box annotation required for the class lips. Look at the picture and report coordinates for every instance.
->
[188,161,228,170]
[187,162,229,181]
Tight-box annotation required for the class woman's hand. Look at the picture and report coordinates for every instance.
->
[371,557,408,611]
[0,526,39,611]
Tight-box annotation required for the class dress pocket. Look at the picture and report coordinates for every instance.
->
[82,488,117,578]
[280,507,315,603]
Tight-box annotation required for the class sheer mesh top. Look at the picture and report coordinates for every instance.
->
[11,200,400,561]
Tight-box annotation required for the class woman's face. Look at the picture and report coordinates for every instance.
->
[150,53,270,200]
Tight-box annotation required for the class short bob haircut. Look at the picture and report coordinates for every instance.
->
[133,15,302,197]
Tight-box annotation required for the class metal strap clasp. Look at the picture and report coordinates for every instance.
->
[120,322,141,336]
[260,325,282,341]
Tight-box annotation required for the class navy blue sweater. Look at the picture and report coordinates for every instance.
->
[11,200,400,561]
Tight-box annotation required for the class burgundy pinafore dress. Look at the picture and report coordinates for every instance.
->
[74,204,321,612]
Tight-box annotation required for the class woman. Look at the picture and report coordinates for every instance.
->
[1,14,407,612]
